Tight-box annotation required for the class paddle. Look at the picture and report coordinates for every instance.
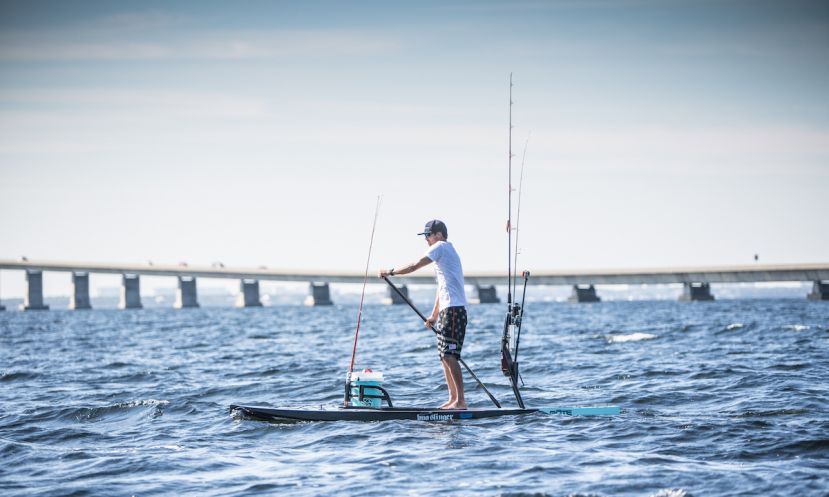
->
[383,276,502,408]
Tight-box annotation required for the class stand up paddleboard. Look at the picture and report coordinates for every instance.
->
[230,405,620,423]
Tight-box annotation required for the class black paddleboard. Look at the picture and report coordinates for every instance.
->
[230,404,537,422]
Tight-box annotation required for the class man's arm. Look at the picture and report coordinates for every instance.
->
[379,256,432,278]
[425,290,440,328]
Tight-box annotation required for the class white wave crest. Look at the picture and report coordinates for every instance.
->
[650,489,689,497]
[114,399,170,408]
[607,332,657,343]
[726,323,745,330]
[784,324,809,332]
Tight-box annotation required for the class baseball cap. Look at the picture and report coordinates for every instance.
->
[417,219,447,237]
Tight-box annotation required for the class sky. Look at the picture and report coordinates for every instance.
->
[1,0,827,297]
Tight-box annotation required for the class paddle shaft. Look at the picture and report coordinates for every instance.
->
[383,276,501,408]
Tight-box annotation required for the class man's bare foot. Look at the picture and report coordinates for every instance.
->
[438,400,455,409]
[442,401,467,410]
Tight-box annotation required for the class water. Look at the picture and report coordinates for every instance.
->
[1,300,828,496]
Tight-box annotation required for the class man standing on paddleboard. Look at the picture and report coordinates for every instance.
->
[379,219,468,409]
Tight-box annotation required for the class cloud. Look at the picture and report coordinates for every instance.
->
[0,28,400,61]
[0,89,271,118]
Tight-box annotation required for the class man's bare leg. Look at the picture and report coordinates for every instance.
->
[442,356,466,409]
[439,359,457,408]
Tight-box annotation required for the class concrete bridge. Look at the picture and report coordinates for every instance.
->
[0,258,827,310]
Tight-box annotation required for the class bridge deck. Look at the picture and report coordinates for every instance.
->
[1,259,827,285]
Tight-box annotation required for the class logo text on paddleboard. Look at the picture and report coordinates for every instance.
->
[417,412,454,421]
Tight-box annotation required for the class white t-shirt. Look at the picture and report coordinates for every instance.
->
[425,240,467,310]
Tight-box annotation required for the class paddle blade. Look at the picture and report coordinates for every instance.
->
[538,406,621,416]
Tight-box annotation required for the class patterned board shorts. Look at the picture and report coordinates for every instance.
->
[436,306,467,359]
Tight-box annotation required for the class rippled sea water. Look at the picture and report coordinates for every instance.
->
[1,299,828,496]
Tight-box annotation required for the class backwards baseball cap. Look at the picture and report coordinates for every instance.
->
[417,219,447,237]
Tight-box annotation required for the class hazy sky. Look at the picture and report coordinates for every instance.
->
[1,0,827,297]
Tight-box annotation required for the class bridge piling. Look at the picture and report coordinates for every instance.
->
[119,274,143,309]
[304,282,333,306]
[568,284,600,303]
[807,280,828,301]
[382,284,408,305]
[472,284,500,304]
[679,282,715,301]
[70,272,92,310]
[236,279,263,307]
[175,276,199,308]
[21,270,49,311]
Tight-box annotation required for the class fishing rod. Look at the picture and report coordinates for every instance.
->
[512,133,530,300]
[507,72,514,309]
[345,195,382,407]
[500,74,529,408]
[383,276,502,408]
[509,134,530,389]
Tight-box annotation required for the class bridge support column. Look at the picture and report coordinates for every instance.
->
[175,276,199,308]
[807,280,829,301]
[472,284,500,304]
[21,270,49,310]
[236,279,262,307]
[304,282,333,306]
[69,272,92,310]
[679,282,715,301]
[382,284,408,305]
[568,284,600,303]
[119,274,143,309]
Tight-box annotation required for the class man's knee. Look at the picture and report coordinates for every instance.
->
[441,355,461,368]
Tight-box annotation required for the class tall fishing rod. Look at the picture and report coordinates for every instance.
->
[345,196,382,406]
[509,135,530,390]
[507,72,514,308]
[512,132,530,300]
[500,74,528,408]
[383,276,502,408]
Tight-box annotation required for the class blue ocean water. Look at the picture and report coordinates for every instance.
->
[1,299,828,496]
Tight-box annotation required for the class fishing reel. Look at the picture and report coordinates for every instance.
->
[510,303,522,327]
[500,305,521,377]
